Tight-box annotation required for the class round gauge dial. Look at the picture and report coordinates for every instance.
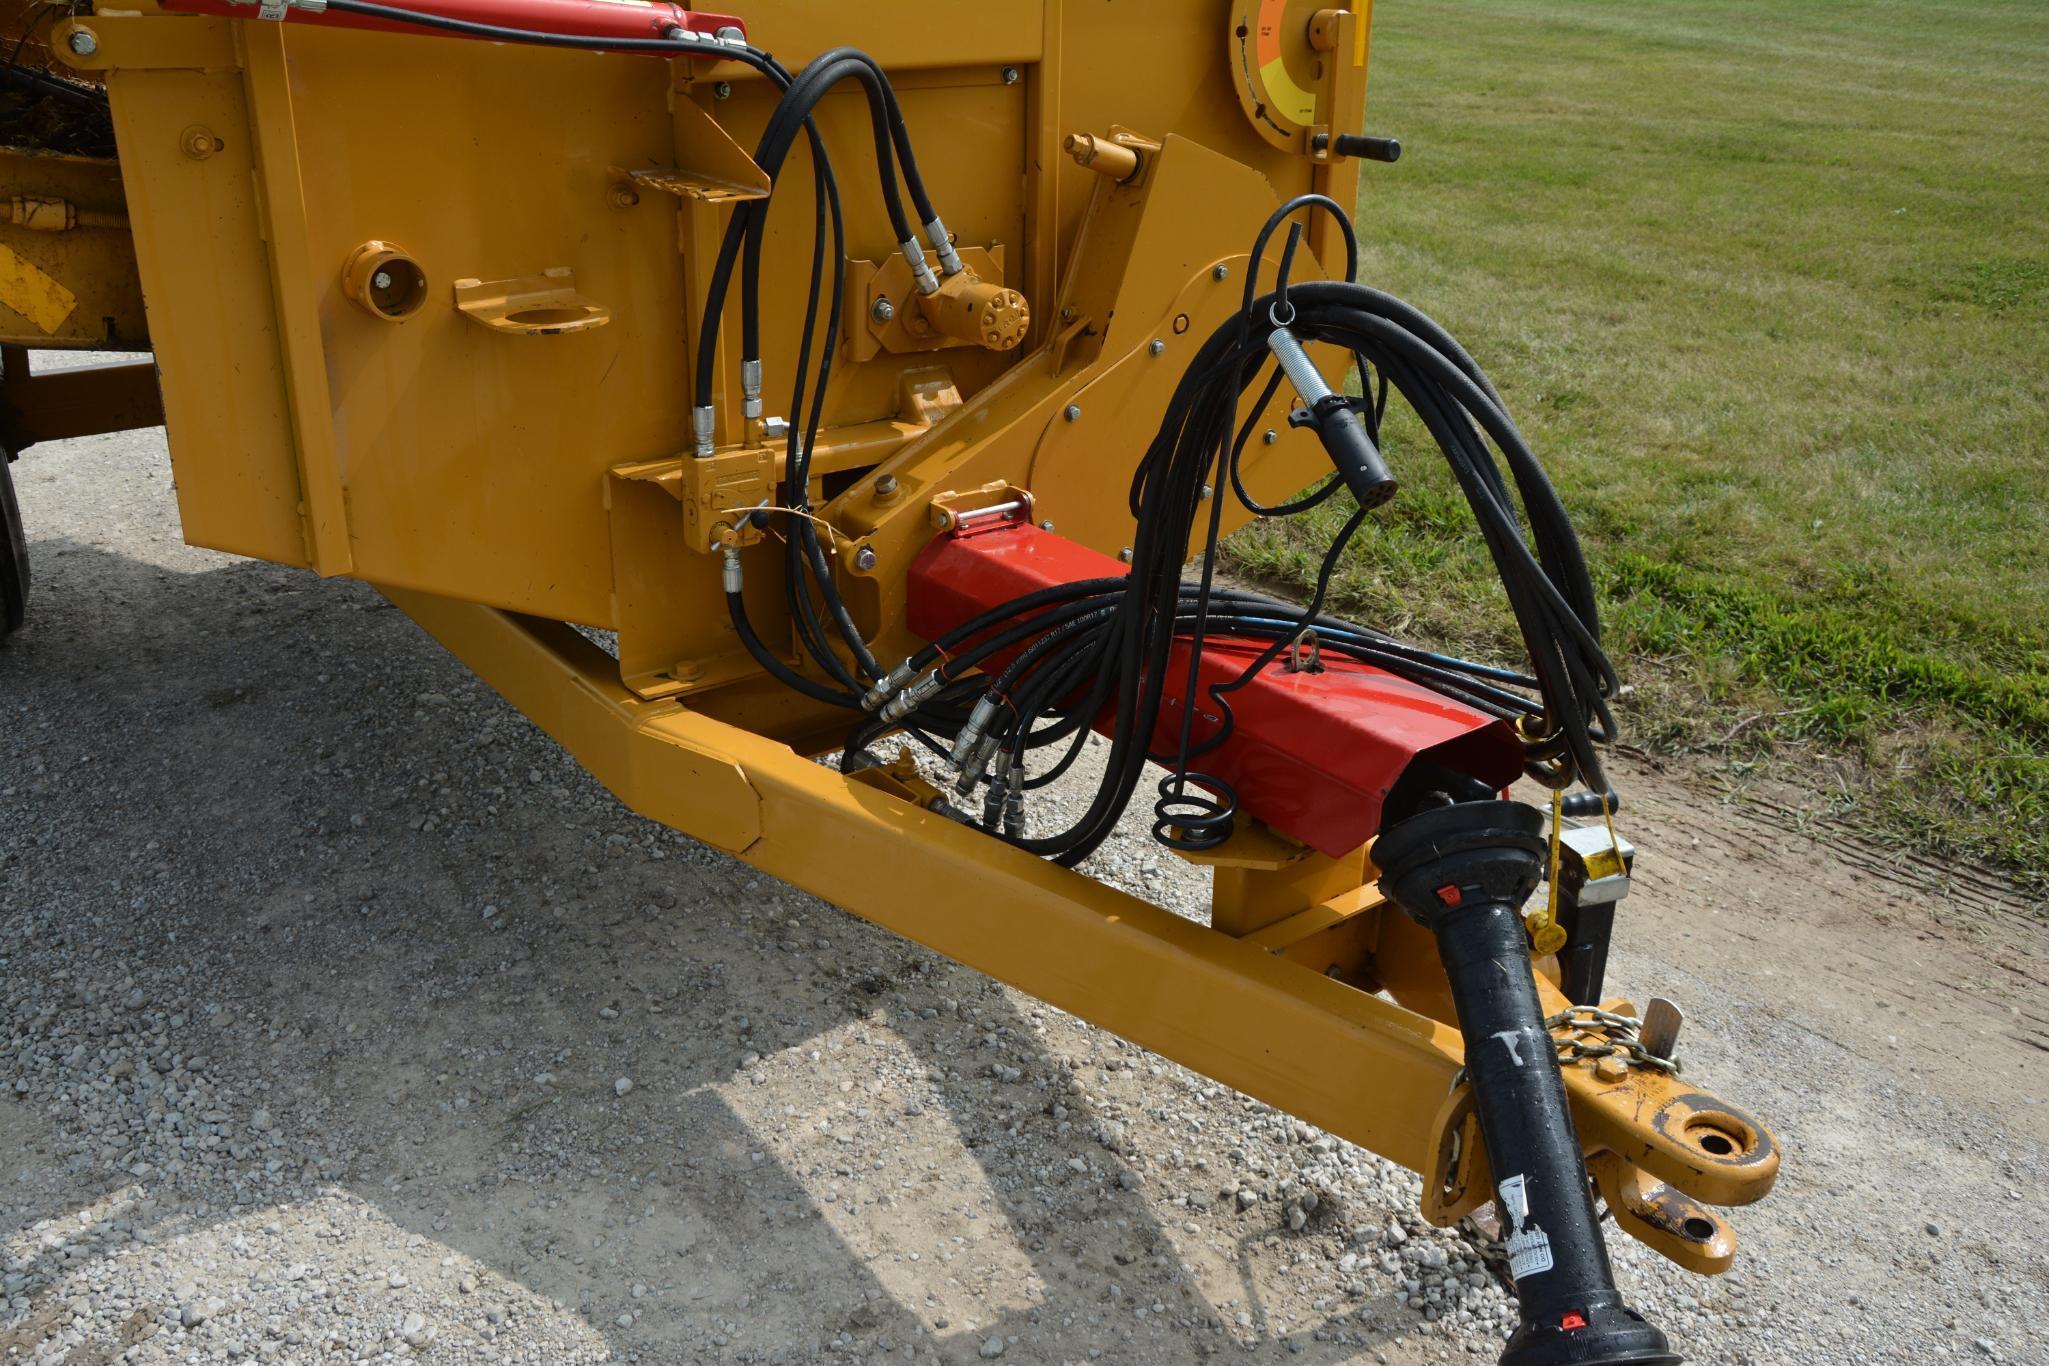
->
[1229,0,1334,152]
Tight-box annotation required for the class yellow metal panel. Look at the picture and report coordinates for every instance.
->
[275,29,701,623]
[99,61,309,567]
[709,0,1044,73]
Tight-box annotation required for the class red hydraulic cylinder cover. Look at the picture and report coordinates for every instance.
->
[157,0,744,47]
[908,523,1525,859]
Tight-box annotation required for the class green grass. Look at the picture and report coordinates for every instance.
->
[1227,0,2049,885]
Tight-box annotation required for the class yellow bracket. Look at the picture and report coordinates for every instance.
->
[453,268,610,336]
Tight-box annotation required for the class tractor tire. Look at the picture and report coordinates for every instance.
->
[1,450,26,638]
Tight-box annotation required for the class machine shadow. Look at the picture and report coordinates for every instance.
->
[1,537,1406,1360]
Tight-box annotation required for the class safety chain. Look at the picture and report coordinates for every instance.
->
[1544,1005,1681,1075]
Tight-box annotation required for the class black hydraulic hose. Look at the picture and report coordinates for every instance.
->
[734,52,914,373]
[850,199,1617,862]
[916,578,1128,669]
[725,590,859,708]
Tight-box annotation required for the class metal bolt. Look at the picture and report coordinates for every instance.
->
[608,184,641,210]
[1262,428,1279,445]
[1118,547,1133,564]
[854,546,878,572]
[1059,305,1075,322]
[1039,520,1055,532]
[713,81,732,100]
[1199,484,1213,500]
[372,270,393,291]
[1063,404,1081,422]
[1148,339,1165,356]
[65,28,96,56]
[874,474,899,497]
[181,127,216,160]
[1594,1056,1630,1083]
[714,24,744,42]
[1001,65,1020,85]
[870,297,896,323]
[1212,264,1230,281]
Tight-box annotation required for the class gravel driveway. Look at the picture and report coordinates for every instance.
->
[4,393,2046,1364]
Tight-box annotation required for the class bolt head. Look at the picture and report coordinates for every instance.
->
[1594,1056,1630,1083]
[873,474,899,497]
[1148,339,1166,356]
[854,547,878,572]
[1039,520,1055,532]
[66,28,97,56]
[1212,264,1230,281]
[1063,404,1081,422]
[1118,547,1133,564]
[1001,65,1020,85]
[714,24,744,42]
[1262,428,1279,445]
[371,270,394,291]
[713,81,732,100]
[870,297,896,323]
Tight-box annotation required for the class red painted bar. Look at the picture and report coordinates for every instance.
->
[159,0,743,48]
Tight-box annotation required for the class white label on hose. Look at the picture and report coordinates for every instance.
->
[1507,1222,1554,1279]
[1498,1174,1554,1279]
[1493,1027,1529,1066]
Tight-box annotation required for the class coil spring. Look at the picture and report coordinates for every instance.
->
[1153,772,1236,851]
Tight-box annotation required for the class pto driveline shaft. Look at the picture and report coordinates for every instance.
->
[1376,800,1674,1366]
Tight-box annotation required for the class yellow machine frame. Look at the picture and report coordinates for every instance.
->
[49,0,1775,1282]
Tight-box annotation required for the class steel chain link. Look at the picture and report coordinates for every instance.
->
[1544,1005,1682,1074]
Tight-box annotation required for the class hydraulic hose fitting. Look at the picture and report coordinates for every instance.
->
[692,404,717,458]
[879,669,943,723]
[1267,323,1397,511]
[721,545,744,594]
[1001,767,1026,837]
[923,216,966,278]
[981,765,1008,828]
[740,359,763,421]
[901,237,940,296]
[862,658,918,712]
[1375,800,1675,1366]
[953,732,1000,796]
[948,695,1001,767]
